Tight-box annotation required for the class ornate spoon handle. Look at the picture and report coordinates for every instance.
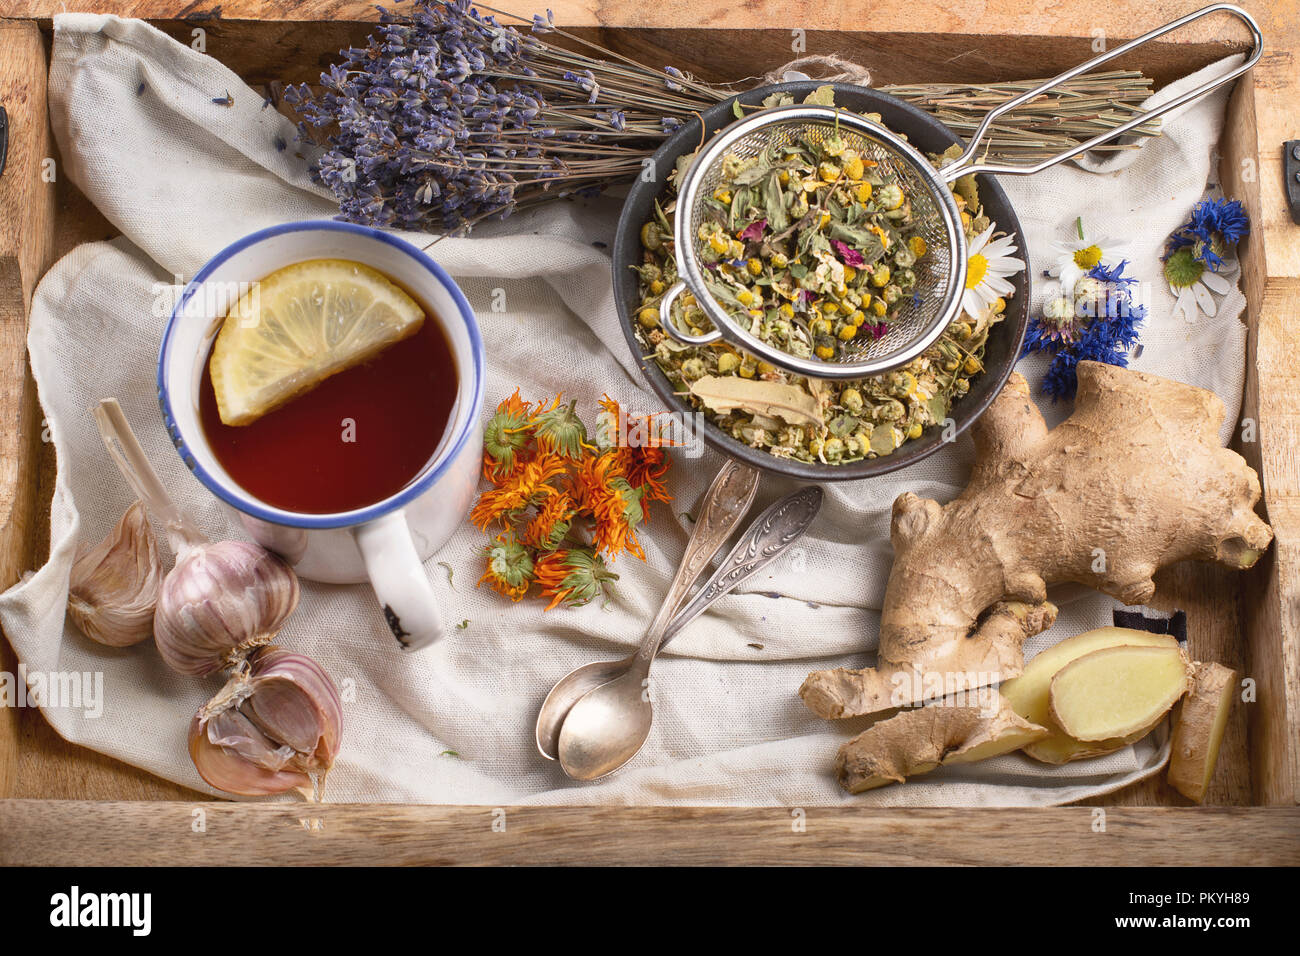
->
[661,486,823,646]
[636,458,761,660]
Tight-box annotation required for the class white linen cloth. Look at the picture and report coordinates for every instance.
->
[0,14,1248,805]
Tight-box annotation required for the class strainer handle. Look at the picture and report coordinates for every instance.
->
[658,280,724,346]
[939,3,1263,181]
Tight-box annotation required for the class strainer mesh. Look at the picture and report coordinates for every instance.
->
[683,118,956,365]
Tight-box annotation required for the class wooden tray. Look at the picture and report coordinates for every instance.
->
[1,0,1298,865]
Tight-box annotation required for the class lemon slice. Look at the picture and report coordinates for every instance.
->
[209,259,425,425]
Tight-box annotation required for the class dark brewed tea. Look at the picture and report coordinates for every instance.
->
[199,314,459,514]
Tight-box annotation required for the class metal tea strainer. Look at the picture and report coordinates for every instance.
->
[657,2,1262,380]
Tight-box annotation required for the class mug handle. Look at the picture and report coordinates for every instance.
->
[353,510,444,651]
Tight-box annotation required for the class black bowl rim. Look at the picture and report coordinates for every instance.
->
[611,80,1031,482]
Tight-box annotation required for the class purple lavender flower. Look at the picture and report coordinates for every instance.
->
[287,0,723,234]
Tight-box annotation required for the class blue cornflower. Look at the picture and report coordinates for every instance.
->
[1087,259,1137,287]
[1163,197,1249,272]
[1025,257,1144,401]
[1042,350,1080,401]
[1193,197,1249,244]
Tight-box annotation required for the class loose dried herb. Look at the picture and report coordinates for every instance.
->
[631,90,1020,466]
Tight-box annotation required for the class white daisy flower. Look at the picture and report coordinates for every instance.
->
[1048,232,1131,294]
[961,224,1025,318]
[1167,250,1238,323]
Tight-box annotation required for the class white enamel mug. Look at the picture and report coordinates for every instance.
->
[158,220,485,652]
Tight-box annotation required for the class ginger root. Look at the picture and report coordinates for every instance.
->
[836,691,1047,793]
[800,601,1057,720]
[1001,627,1180,764]
[801,363,1272,723]
[1048,644,1193,741]
[1167,661,1238,802]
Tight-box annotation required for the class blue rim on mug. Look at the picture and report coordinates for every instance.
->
[157,219,486,531]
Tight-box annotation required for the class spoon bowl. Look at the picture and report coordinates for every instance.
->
[535,657,628,760]
[555,667,654,780]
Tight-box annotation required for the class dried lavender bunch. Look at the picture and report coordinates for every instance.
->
[286,0,726,234]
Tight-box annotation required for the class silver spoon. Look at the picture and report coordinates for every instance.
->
[557,484,824,781]
[535,458,761,760]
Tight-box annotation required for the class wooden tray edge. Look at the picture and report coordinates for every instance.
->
[0,800,1297,865]
[1222,51,1300,806]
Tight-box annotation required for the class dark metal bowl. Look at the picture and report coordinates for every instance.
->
[611,81,1030,481]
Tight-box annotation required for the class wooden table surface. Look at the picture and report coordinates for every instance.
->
[0,0,1298,832]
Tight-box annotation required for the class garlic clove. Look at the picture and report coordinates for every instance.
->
[154,540,299,676]
[189,710,313,796]
[243,647,343,770]
[242,678,330,758]
[67,500,163,647]
[188,647,342,797]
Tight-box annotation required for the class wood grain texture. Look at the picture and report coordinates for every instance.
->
[1220,31,1300,806]
[0,20,56,800]
[1,800,1298,865]
[0,0,1285,45]
[126,22,1238,92]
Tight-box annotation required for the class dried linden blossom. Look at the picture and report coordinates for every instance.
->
[632,98,1018,466]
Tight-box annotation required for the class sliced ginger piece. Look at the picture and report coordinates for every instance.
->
[835,691,1047,793]
[1023,712,1167,765]
[1049,644,1192,742]
[209,258,424,425]
[1001,627,1179,764]
[1167,662,1238,802]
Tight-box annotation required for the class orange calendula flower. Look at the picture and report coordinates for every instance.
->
[522,491,576,550]
[533,394,592,460]
[614,446,671,518]
[572,449,618,510]
[597,394,682,450]
[471,451,568,531]
[533,548,618,611]
[482,389,537,483]
[588,474,647,561]
[594,394,673,519]
[478,536,534,601]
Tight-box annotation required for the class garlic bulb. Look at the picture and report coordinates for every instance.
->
[154,540,300,676]
[90,400,337,798]
[189,646,343,796]
[67,500,162,647]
